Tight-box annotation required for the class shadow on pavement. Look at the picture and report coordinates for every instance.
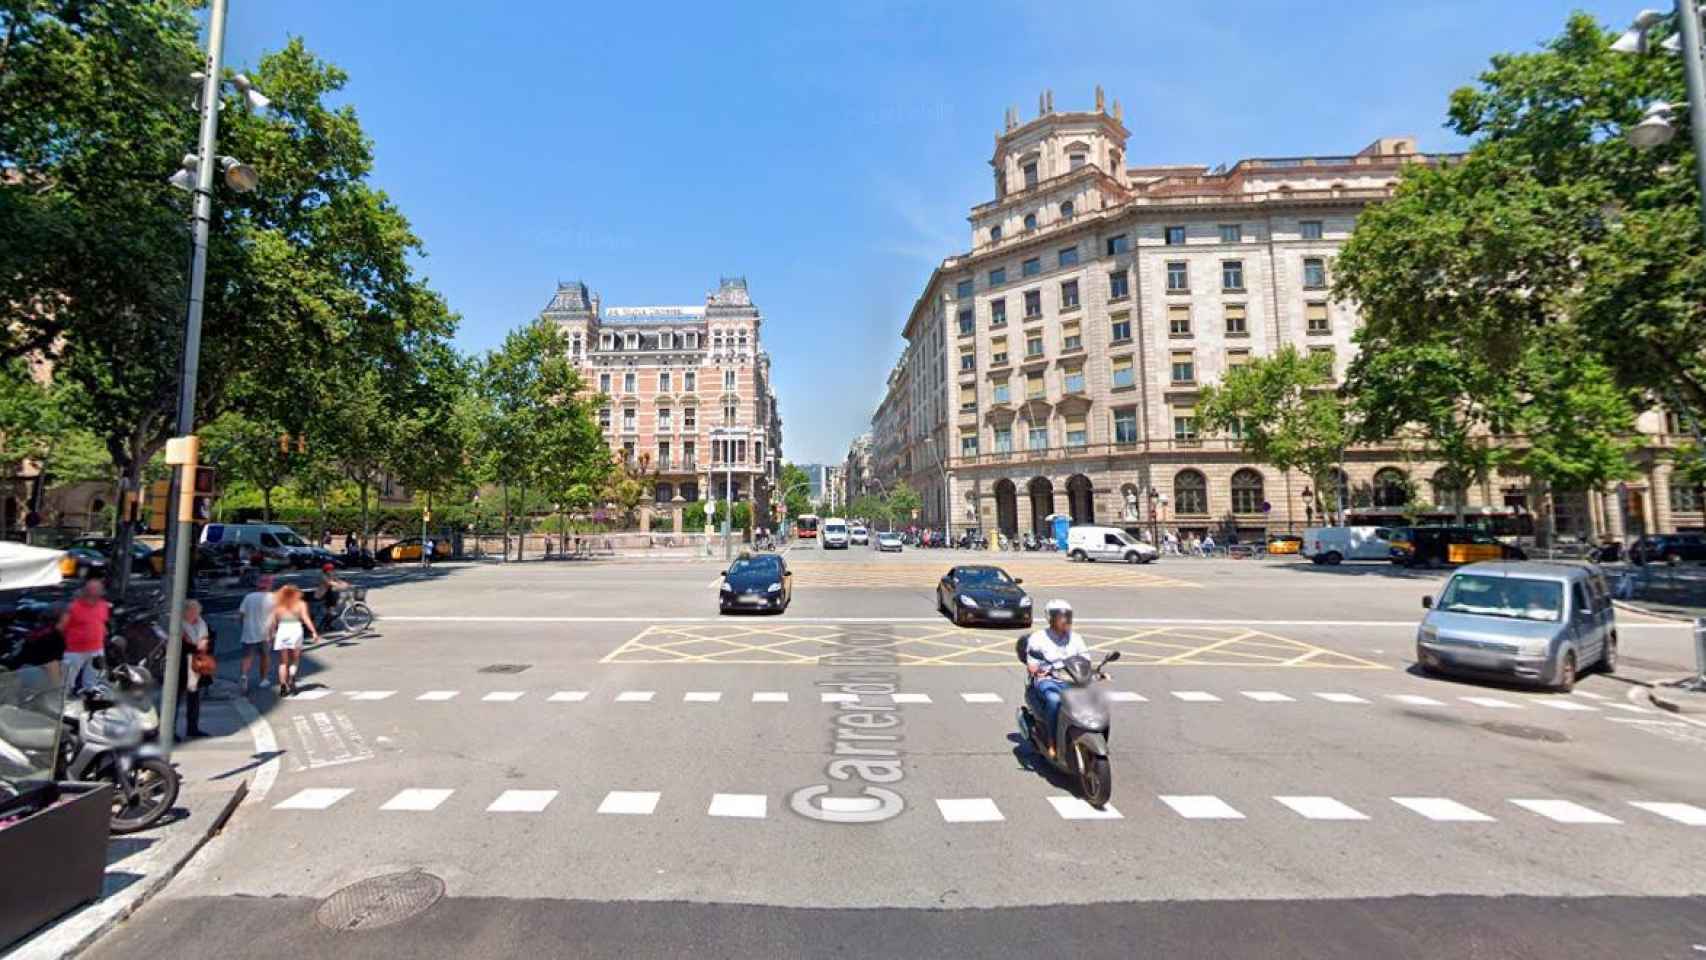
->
[1270,562,1445,582]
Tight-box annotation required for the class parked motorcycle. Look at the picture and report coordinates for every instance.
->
[1016,648,1121,808]
[60,665,177,833]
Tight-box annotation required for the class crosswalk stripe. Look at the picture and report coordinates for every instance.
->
[349,690,396,701]
[1172,691,1221,702]
[547,691,589,702]
[598,791,660,815]
[821,692,859,703]
[1532,699,1597,712]
[1241,691,1295,703]
[1387,694,1445,706]
[417,691,459,701]
[1314,693,1369,704]
[1391,797,1495,822]
[1106,691,1147,702]
[961,692,1003,703]
[482,691,525,702]
[1461,696,1521,709]
[381,788,453,812]
[1626,801,1706,826]
[1275,796,1368,821]
[936,798,1005,823]
[752,691,789,703]
[890,693,932,704]
[487,789,557,813]
[707,793,767,819]
[1510,799,1621,824]
[290,690,333,701]
[1159,795,1244,819]
[615,691,655,702]
[1048,796,1122,820]
[1574,691,1609,701]
[273,787,351,810]
[684,691,722,702]
[1604,702,1653,714]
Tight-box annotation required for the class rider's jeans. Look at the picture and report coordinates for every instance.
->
[1029,678,1067,737]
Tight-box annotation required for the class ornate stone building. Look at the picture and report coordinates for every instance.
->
[870,89,1704,543]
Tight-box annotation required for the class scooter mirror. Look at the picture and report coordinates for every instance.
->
[1104,650,1122,663]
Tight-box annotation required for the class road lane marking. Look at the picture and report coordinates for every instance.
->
[1159,795,1244,819]
[1604,702,1654,714]
[1531,699,1597,712]
[708,793,768,819]
[751,691,789,702]
[482,691,525,702]
[417,691,459,701]
[1172,691,1221,702]
[598,791,660,815]
[290,689,332,701]
[548,691,589,702]
[1461,696,1521,709]
[1391,797,1495,822]
[1314,693,1370,704]
[891,693,932,704]
[1275,796,1368,821]
[1107,691,1147,702]
[937,798,1005,823]
[1387,694,1446,706]
[960,692,1003,703]
[381,788,453,812]
[1048,796,1122,820]
[487,790,557,813]
[1511,799,1621,824]
[1575,691,1609,701]
[1627,801,1706,825]
[348,690,396,701]
[273,788,351,810]
[684,691,723,702]
[615,691,655,702]
[1241,691,1295,703]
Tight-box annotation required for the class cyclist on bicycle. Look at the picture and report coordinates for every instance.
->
[313,563,350,631]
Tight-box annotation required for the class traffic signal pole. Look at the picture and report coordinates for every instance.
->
[158,436,201,756]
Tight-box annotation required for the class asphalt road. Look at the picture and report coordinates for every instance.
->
[89,545,1706,959]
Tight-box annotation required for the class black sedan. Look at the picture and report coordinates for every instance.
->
[718,553,793,614]
[937,565,1032,627]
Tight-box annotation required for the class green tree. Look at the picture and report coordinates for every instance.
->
[886,482,922,529]
[778,462,812,518]
[1196,347,1355,521]
[848,494,889,529]
[201,413,301,522]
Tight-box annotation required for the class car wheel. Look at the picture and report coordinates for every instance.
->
[1666,552,1682,566]
[1324,551,1343,566]
[954,601,970,627]
[1069,549,1087,562]
[1554,650,1577,693]
[1124,552,1139,564]
[1599,633,1617,674]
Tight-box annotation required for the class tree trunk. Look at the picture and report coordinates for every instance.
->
[517,484,527,561]
[359,480,371,553]
[1531,476,1553,550]
[501,481,510,562]
[110,455,144,600]
[262,485,273,523]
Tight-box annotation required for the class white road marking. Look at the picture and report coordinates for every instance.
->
[1106,691,1147,702]
[273,787,351,810]
[548,691,589,702]
[1604,702,1654,714]
[1461,696,1521,709]
[936,798,1005,823]
[482,691,526,702]
[417,691,460,701]
[231,696,280,803]
[684,691,723,702]
[381,788,454,812]
[1172,691,1221,702]
[1510,799,1621,824]
[890,693,933,704]
[1627,801,1706,826]
[1391,797,1495,822]
[597,790,661,815]
[383,615,1690,629]
[752,691,789,703]
[1574,691,1609,701]
[1275,796,1368,821]
[821,692,860,703]
[348,690,396,701]
[1241,691,1295,703]
[289,689,332,701]
[1314,693,1370,704]
[1159,795,1245,819]
[1388,694,1446,706]
[820,796,882,813]
[615,691,656,702]
[960,692,1003,703]
[707,793,768,819]
[1532,699,1597,712]
[487,790,557,813]
[1048,796,1122,820]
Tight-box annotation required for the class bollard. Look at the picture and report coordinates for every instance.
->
[1691,617,1706,692]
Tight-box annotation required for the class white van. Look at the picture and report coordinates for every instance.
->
[821,517,850,549]
[1301,526,1393,565]
[201,521,316,567]
[1066,525,1159,564]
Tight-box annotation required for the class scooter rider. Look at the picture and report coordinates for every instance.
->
[1024,599,1089,752]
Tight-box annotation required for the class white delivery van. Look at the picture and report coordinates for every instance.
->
[1066,525,1159,564]
[1300,526,1393,565]
[821,518,850,549]
[200,521,316,567]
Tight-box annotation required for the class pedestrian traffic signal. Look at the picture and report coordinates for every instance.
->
[193,466,217,495]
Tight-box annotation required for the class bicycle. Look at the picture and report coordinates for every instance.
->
[321,587,374,634]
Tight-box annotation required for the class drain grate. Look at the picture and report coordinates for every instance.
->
[478,663,532,674]
[315,871,445,931]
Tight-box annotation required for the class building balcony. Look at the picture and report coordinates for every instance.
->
[944,436,1254,469]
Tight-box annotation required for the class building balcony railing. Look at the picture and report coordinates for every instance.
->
[944,437,1255,468]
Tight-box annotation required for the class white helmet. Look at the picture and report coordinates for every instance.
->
[1044,599,1072,619]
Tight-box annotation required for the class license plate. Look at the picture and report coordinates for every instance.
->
[988,609,1014,619]
[742,593,765,604]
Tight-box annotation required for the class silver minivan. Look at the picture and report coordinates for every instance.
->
[1416,562,1616,692]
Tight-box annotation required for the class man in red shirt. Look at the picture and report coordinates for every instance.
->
[58,578,111,696]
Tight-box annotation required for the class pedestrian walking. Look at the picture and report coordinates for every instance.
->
[268,584,319,697]
[177,599,211,739]
[237,573,276,695]
[56,578,110,696]
[344,531,358,554]
[423,536,436,568]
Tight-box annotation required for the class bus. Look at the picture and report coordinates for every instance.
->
[796,514,820,540]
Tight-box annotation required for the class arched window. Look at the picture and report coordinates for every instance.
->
[654,482,674,503]
[990,225,1003,243]
[1230,469,1264,514]
[1372,468,1410,508]
[1024,212,1037,231]
[1430,468,1465,509]
[1174,470,1208,516]
[1060,200,1075,219]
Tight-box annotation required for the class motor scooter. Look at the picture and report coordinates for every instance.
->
[1016,647,1121,807]
[60,665,177,833]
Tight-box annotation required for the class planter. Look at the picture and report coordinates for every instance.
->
[0,781,112,950]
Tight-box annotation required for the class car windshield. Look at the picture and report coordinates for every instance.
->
[729,557,779,576]
[1437,574,1562,622]
[277,532,307,546]
[958,567,1013,585]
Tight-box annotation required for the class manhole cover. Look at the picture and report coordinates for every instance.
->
[315,871,444,931]
[1477,721,1569,743]
[478,663,531,674]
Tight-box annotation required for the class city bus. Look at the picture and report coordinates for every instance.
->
[796,514,820,540]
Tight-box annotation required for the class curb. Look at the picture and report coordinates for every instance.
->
[1646,681,1705,717]
[1611,599,1699,623]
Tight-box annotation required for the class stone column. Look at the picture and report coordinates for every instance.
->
[1602,489,1626,541]
[639,503,653,535]
[1652,463,1674,535]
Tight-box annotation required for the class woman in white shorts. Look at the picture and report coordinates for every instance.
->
[267,584,320,697]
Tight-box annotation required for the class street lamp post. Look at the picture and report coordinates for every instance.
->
[923,437,951,544]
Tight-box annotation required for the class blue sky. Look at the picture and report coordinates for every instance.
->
[223,1,1627,464]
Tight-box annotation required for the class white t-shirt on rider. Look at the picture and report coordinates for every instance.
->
[1024,627,1089,675]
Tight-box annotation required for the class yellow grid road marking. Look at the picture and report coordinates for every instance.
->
[783,560,1200,591]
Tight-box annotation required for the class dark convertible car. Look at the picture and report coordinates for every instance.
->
[718,553,793,614]
[937,565,1032,627]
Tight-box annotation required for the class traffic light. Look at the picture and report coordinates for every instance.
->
[193,465,216,495]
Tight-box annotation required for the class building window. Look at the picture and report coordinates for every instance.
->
[1174,468,1207,513]
[1222,260,1244,291]
[990,297,1007,327]
[1060,200,1075,219]
[1060,279,1080,309]
[958,308,976,337]
[600,333,613,350]
[1028,422,1049,449]
[1025,331,1045,358]
[1063,367,1086,394]
[658,407,673,432]
[1229,468,1264,513]
[659,371,672,392]
[1065,415,1088,446]
[1024,289,1042,318]
[1022,257,1041,277]
[626,333,639,350]
[1168,304,1192,337]
[1303,257,1327,289]
[1166,261,1189,292]
[1165,225,1186,246]
[1023,161,1038,187]
[657,441,671,470]
[992,378,1011,403]
[1109,270,1130,301]
[623,371,636,393]
[622,407,637,432]
[1024,213,1038,232]
[1106,234,1129,256]
[684,407,697,430]
[1309,345,1336,375]
[571,334,583,357]
[599,372,611,393]
[956,279,974,299]
[1069,153,1086,171]
[1219,224,1243,244]
[1171,351,1195,384]
[684,371,696,392]
[1671,483,1701,512]
[1306,301,1331,334]
[961,428,979,456]
[959,384,978,412]
[724,369,736,390]
[1113,407,1139,444]
[1301,220,1324,240]
[598,406,611,431]
[1110,312,1132,342]
[1227,349,1251,370]
[1112,355,1135,389]
[1061,320,1082,351]
[1225,304,1248,336]
[1373,468,1411,508]
[989,266,1006,286]
[1058,246,1079,268]
[991,336,1009,365]
[1025,371,1045,400]
[960,347,976,372]
[990,225,1002,243]
[994,425,1013,452]
[723,403,737,426]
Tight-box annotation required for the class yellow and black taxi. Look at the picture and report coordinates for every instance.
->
[377,537,452,563]
[59,536,162,579]
[1266,534,1304,556]
[1389,526,1526,568]
[718,552,792,614]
